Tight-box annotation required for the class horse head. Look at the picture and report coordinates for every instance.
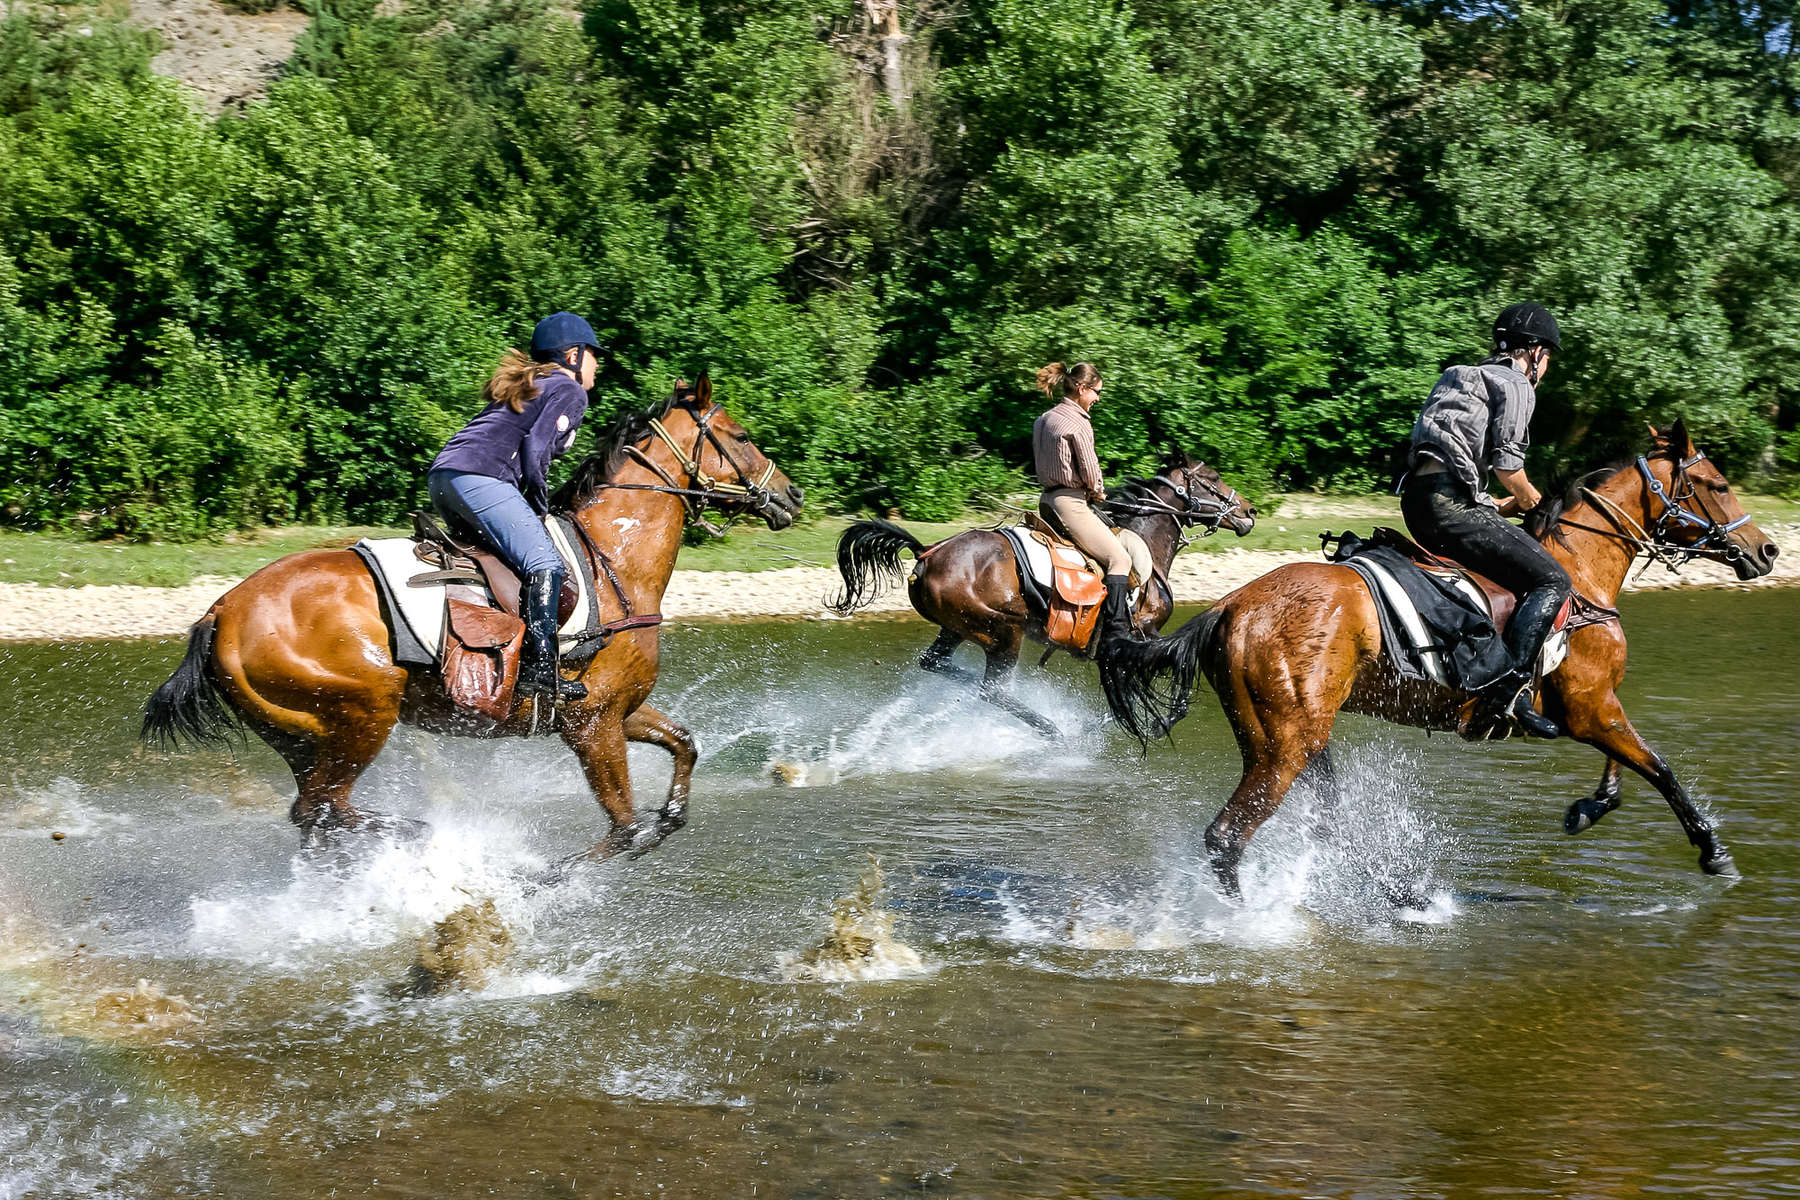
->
[1159,449,1257,536]
[643,375,806,531]
[1632,420,1777,581]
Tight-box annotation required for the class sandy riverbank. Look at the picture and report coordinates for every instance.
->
[2,525,1796,642]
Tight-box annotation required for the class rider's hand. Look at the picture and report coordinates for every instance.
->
[1496,495,1524,518]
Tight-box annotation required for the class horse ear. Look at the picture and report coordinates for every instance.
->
[1670,417,1695,455]
[695,374,713,407]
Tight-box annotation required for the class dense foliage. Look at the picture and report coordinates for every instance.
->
[5,0,1800,536]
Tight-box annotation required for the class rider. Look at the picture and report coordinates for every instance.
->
[1032,361,1138,650]
[1401,301,1572,739]
[427,312,601,705]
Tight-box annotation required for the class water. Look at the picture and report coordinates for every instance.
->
[3,590,1798,1197]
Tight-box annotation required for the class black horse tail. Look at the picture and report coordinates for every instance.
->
[141,614,242,750]
[1097,606,1224,749]
[829,519,928,614]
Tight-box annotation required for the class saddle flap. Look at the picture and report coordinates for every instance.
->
[443,597,524,723]
[447,598,524,650]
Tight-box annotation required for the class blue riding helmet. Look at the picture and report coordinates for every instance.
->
[530,312,603,363]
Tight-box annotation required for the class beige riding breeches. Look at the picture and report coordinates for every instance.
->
[1042,488,1137,578]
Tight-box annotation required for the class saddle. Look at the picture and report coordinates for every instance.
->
[405,511,657,724]
[1325,528,1615,739]
[1007,513,1136,656]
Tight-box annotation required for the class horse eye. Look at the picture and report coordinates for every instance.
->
[734,431,751,444]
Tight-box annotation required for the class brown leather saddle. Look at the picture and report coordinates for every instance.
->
[1018,513,1122,656]
[409,511,579,623]
[404,512,658,725]
[1353,526,1521,633]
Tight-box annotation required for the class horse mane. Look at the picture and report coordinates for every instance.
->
[1525,433,1675,545]
[550,394,681,512]
[1098,448,1214,516]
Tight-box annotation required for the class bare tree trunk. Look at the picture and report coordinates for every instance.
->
[867,1,909,111]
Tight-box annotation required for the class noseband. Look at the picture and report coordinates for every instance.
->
[1573,451,1752,572]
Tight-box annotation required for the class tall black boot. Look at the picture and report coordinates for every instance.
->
[1095,574,1135,649]
[1489,587,1566,739]
[519,570,588,704]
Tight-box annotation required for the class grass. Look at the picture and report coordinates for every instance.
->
[4,493,1795,588]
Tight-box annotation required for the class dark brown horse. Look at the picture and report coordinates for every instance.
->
[828,452,1255,732]
[1099,423,1778,897]
[143,385,804,859]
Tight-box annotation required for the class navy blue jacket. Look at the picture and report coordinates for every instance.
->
[431,372,589,514]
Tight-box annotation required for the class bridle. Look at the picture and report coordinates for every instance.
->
[595,400,782,535]
[1566,450,1752,573]
[1099,466,1248,551]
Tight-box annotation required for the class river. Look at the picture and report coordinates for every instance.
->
[3,589,1797,1198]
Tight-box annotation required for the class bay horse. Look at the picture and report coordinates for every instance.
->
[1098,422,1778,897]
[143,382,804,860]
[828,452,1255,732]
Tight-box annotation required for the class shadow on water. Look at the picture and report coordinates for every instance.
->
[3,590,1800,1196]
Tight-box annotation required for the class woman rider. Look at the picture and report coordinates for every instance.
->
[1032,361,1140,651]
[1401,302,1572,739]
[428,312,601,705]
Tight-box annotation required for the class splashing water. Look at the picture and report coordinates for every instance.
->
[397,898,516,996]
[782,855,927,982]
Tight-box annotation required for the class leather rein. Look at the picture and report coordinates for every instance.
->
[1099,470,1247,552]
[590,401,780,536]
[1561,451,1752,576]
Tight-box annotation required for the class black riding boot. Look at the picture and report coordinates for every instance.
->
[1489,586,1567,739]
[519,570,587,704]
[1095,574,1135,649]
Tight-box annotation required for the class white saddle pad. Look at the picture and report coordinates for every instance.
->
[354,517,593,661]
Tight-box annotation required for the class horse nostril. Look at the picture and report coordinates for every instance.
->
[1762,542,1779,562]
[790,485,806,506]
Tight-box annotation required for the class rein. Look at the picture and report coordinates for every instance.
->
[1099,471,1245,552]
[591,402,780,536]
[1561,452,1751,576]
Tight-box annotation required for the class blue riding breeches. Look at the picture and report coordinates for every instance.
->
[427,469,563,578]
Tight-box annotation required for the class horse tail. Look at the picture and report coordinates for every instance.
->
[1097,606,1224,749]
[141,614,243,750]
[829,519,928,614]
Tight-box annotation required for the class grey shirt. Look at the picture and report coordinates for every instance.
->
[1408,359,1536,507]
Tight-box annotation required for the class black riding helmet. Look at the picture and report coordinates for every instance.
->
[1493,302,1561,353]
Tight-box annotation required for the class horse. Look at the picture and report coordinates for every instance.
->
[142,382,804,860]
[828,451,1255,732]
[1098,422,1779,898]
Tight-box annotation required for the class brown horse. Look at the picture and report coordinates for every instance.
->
[143,384,804,860]
[828,452,1255,732]
[1099,423,1778,898]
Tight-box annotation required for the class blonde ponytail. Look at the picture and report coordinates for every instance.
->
[482,348,559,414]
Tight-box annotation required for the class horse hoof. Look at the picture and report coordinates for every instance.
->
[1701,850,1740,878]
[1563,793,1619,836]
[357,813,434,845]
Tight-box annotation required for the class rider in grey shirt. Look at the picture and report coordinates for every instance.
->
[1401,302,1572,740]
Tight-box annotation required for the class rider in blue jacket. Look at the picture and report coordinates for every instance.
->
[428,313,601,704]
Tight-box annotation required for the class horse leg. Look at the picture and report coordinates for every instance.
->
[561,709,649,861]
[1563,757,1625,835]
[1563,691,1735,876]
[919,628,964,676]
[978,631,1059,737]
[622,703,696,851]
[285,718,420,846]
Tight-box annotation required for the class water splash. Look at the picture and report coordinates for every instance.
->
[396,899,515,996]
[782,855,927,982]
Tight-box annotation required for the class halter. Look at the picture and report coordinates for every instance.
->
[1569,451,1752,574]
[596,401,781,536]
[1098,468,1247,551]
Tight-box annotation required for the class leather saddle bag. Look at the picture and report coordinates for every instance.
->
[442,597,524,722]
